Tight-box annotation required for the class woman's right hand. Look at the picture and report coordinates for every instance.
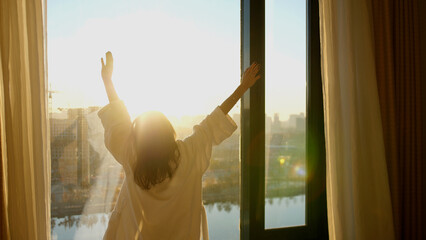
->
[101,51,114,81]
[219,62,262,115]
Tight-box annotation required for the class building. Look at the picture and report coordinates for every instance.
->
[50,106,101,187]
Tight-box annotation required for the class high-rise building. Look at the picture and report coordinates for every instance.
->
[50,107,100,188]
[288,113,305,130]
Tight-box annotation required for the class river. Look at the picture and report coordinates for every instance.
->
[51,195,305,240]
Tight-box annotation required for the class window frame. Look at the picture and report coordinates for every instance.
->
[240,0,328,239]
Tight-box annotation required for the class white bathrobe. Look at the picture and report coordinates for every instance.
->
[98,100,237,240]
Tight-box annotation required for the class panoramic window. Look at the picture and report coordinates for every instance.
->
[48,0,326,239]
[48,0,240,239]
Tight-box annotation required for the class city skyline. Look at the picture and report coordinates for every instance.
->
[49,104,305,134]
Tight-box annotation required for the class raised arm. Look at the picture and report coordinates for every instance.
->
[98,51,133,171]
[182,64,260,173]
[219,63,261,114]
[101,51,119,102]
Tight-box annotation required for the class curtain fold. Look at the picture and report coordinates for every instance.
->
[318,0,395,239]
[0,72,10,240]
[371,1,424,239]
[0,0,50,239]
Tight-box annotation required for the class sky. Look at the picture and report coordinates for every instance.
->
[47,0,306,121]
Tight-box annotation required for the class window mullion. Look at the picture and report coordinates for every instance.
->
[240,0,265,239]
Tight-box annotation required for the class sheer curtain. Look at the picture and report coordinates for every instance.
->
[0,0,50,239]
[318,0,395,239]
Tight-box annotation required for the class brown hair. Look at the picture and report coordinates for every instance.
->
[131,111,180,190]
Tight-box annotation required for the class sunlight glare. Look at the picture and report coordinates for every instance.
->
[49,10,240,118]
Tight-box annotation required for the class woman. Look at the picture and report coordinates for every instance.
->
[99,51,260,239]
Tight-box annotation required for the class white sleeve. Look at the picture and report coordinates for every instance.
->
[183,106,238,173]
[97,100,134,170]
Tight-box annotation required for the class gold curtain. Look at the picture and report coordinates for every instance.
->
[0,0,50,239]
[372,1,424,239]
[0,124,9,240]
[319,0,395,239]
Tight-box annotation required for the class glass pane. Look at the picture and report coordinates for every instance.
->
[265,0,307,229]
[48,1,240,239]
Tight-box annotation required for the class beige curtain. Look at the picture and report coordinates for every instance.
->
[318,0,395,239]
[0,0,50,240]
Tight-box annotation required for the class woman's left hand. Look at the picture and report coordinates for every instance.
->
[101,51,114,81]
